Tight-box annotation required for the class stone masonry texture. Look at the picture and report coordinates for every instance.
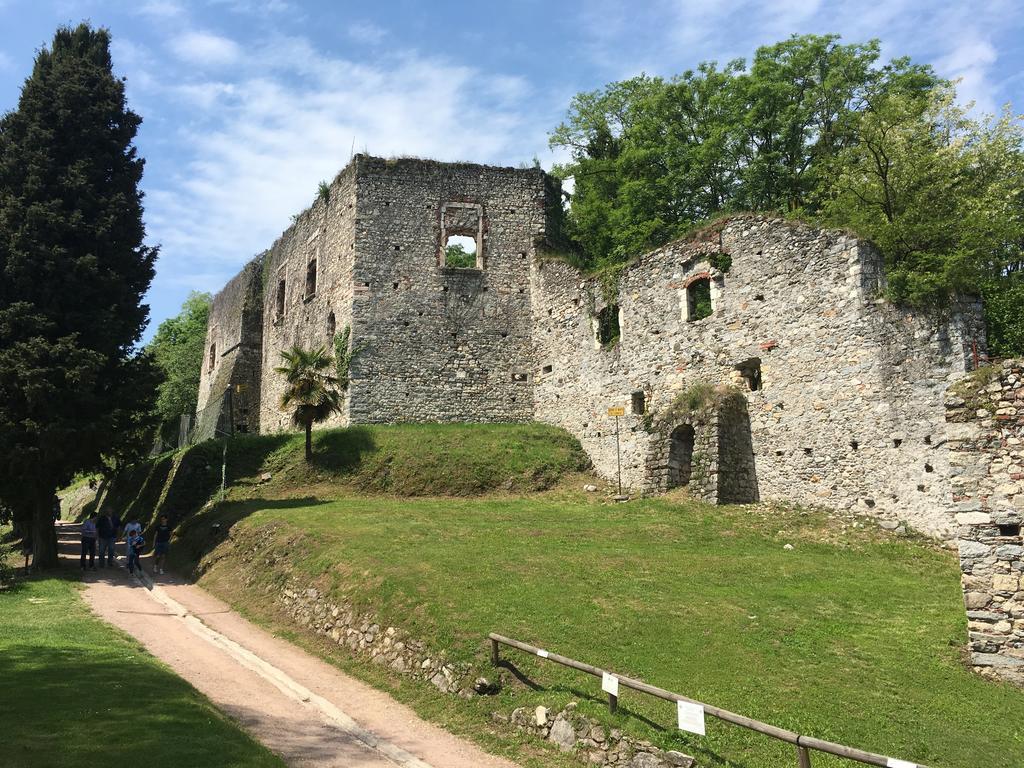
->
[948,360,1024,685]
[198,155,986,540]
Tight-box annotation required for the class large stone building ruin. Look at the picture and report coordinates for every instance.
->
[197,154,987,541]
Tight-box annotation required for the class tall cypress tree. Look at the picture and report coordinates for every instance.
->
[0,24,157,567]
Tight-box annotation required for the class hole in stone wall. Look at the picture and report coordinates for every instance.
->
[863,498,875,508]
[667,425,696,488]
[917,484,926,492]
[596,305,620,346]
[393,244,401,251]
[326,312,336,338]
[850,440,859,450]
[547,308,553,316]
[775,450,785,456]
[305,259,317,298]
[687,278,712,321]
[924,463,934,473]
[754,293,765,301]
[803,447,813,455]
[393,282,399,290]
[999,523,1022,537]
[208,343,216,373]
[444,234,477,268]
[402,320,410,327]
[924,435,932,444]
[893,438,903,448]
[542,364,553,374]
[276,279,286,318]
[735,358,762,391]
[632,390,646,415]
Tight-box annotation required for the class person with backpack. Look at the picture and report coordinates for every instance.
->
[96,512,116,568]
[80,517,97,571]
[153,515,173,575]
[126,528,145,577]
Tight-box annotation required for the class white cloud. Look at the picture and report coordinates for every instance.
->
[936,37,999,113]
[0,51,12,72]
[137,0,186,19]
[169,31,242,67]
[141,35,546,299]
[347,21,387,45]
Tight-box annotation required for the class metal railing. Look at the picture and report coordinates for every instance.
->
[489,633,924,768]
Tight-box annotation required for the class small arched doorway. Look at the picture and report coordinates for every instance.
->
[667,424,695,488]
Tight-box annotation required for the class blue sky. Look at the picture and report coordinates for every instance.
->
[1,0,1022,340]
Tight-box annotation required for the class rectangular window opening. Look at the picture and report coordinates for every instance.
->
[276,279,286,319]
[631,390,646,415]
[735,358,762,391]
[686,277,713,321]
[542,364,553,374]
[444,234,478,269]
[596,305,620,346]
[305,259,317,298]
[998,523,1021,537]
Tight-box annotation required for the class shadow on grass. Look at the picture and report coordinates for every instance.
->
[0,645,279,768]
[174,496,331,579]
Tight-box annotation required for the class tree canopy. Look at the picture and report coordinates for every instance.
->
[550,33,1024,355]
[148,291,212,441]
[0,24,157,565]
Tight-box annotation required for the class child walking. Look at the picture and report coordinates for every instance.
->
[126,529,145,577]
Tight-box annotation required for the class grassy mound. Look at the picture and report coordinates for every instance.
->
[178,492,1024,768]
[87,422,590,531]
[0,576,281,768]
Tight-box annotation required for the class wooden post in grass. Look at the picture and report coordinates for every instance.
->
[608,691,618,714]
[797,745,812,767]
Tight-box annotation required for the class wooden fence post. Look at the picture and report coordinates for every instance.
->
[797,745,812,767]
[608,691,618,714]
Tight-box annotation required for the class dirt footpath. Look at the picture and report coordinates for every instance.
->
[63,524,518,768]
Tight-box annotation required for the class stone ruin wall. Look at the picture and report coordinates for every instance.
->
[195,257,265,440]
[345,157,551,424]
[197,157,988,541]
[530,216,985,539]
[950,361,1024,684]
[258,162,359,434]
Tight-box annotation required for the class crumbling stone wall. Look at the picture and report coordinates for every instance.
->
[200,156,985,540]
[531,216,983,538]
[949,360,1024,684]
[346,157,550,424]
[195,257,265,441]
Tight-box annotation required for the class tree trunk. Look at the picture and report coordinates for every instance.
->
[31,493,59,569]
[305,423,312,462]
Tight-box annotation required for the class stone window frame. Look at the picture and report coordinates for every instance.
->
[439,202,485,270]
[680,268,724,323]
[274,266,288,325]
[304,258,318,302]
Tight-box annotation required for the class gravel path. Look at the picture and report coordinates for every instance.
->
[59,523,518,768]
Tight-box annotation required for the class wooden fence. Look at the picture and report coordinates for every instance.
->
[489,633,924,768]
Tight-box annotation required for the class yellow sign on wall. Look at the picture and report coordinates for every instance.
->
[607,406,625,417]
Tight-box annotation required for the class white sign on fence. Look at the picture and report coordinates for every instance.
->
[676,700,706,735]
[886,760,916,768]
[601,672,619,697]
[536,649,549,658]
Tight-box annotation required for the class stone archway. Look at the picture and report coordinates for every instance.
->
[667,424,696,489]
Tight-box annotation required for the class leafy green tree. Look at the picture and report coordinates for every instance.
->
[275,346,344,462]
[0,24,157,566]
[820,87,1024,354]
[148,292,211,439]
[444,242,477,268]
[550,34,940,269]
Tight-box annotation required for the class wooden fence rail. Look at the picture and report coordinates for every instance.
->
[488,632,924,768]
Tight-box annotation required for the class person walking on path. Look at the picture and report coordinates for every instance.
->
[126,528,145,577]
[80,517,97,570]
[153,515,173,575]
[96,512,116,567]
[123,518,141,563]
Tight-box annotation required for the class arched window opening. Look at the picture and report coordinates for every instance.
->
[667,424,695,489]
[444,234,478,268]
[326,311,336,339]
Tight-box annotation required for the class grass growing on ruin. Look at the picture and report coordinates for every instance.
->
[0,576,282,768]
[179,488,1024,768]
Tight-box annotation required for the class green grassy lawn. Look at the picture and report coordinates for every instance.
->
[0,576,283,768]
[181,489,1024,768]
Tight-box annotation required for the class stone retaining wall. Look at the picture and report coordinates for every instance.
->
[949,360,1024,684]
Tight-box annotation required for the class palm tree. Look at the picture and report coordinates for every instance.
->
[275,345,344,462]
